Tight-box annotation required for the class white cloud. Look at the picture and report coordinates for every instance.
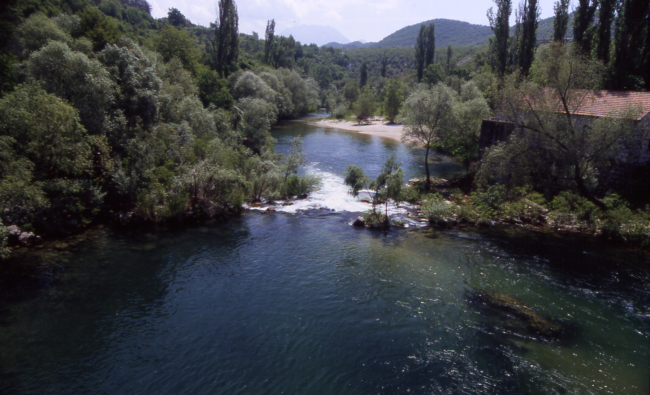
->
[148,0,561,42]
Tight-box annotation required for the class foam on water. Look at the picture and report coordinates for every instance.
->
[246,165,423,226]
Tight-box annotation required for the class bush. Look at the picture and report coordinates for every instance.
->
[399,186,420,203]
[421,193,454,224]
[0,219,8,259]
[285,174,321,197]
[471,185,506,219]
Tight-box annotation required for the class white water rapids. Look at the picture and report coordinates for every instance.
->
[245,164,426,227]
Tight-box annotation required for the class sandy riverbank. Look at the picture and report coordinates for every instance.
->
[311,119,405,142]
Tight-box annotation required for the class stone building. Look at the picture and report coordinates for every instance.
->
[478,90,650,191]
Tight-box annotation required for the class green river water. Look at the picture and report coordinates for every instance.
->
[0,120,648,394]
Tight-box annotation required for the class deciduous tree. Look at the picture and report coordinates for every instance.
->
[400,84,456,190]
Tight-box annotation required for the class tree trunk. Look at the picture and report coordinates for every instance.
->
[424,146,431,190]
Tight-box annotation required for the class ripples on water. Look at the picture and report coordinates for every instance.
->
[0,121,648,394]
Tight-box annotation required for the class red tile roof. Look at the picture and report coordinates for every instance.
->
[549,90,650,121]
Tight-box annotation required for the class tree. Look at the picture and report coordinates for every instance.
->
[572,0,597,54]
[343,80,360,102]
[446,45,453,75]
[24,40,117,136]
[400,84,456,190]
[167,8,189,27]
[0,82,112,232]
[485,44,636,209]
[153,25,202,74]
[552,0,570,43]
[415,23,435,82]
[373,154,404,222]
[518,0,539,76]
[353,86,376,124]
[76,6,121,51]
[441,82,492,172]
[16,12,72,57]
[383,79,403,124]
[359,61,368,87]
[344,156,403,225]
[380,52,388,78]
[487,0,512,75]
[196,69,232,109]
[209,0,239,77]
[264,19,275,65]
[236,97,277,150]
[595,0,616,63]
[611,0,650,90]
[281,137,307,183]
[343,165,369,197]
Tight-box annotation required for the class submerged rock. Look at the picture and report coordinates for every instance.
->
[467,289,566,341]
[352,216,365,227]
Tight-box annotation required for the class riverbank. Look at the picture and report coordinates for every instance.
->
[311,119,405,142]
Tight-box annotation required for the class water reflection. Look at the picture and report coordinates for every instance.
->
[0,122,648,394]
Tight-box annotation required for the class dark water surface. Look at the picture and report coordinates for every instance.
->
[1,121,649,394]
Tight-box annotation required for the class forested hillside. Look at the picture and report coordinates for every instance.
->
[324,14,573,50]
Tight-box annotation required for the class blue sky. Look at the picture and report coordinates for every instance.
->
[148,0,562,43]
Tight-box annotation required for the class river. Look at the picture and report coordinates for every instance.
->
[0,119,649,394]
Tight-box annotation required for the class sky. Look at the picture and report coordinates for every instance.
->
[148,0,562,43]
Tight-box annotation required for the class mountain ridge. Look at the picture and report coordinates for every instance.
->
[323,14,574,49]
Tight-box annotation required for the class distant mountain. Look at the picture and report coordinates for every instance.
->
[323,41,373,49]
[281,25,349,47]
[377,19,494,48]
[322,14,573,50]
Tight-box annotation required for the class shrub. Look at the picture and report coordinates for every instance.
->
[422,193,454,224]
[471,185,506,219]
[0,219,8,259]
[285,174,321,197]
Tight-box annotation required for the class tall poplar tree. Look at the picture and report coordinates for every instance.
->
[595,0,616,63]
[488,0,512,76]
[552,0,570,43]
[415,23,435,82]
[210,0,239,78]
[425,23,435,68]
[572,0,597,54]
[359,61,368,87]
[264,19,275,65]
[518,0,539,76]
[611,0,650,89]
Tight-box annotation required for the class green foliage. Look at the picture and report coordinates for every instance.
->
[422,193,454,224]
[471,185,507,219]
[153,25,201,74]
[487,0,512,75]
[383,79,403,123]
[400,83,456,188]
[208,0,238,77]
[359,61,368,87]
[23,40,117,135]
[76,6,121,50]
[17,12,72,56]
[518,0,539,76]
[197,69,233,108]
[0,218,9,259]
[0,82,111,232]
[167,7,189,27]
[284,174,321,197]
[398,186,420,203]
[415,23,435,82]
[353,86,375,124]
[343,165,368,197]
[281,137,307,183]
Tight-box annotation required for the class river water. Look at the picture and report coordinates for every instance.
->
[1,120,649,394]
